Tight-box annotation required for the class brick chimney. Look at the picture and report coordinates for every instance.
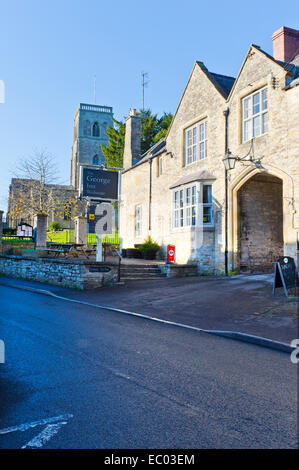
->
[272,26,299,62]
[123,109,141,169]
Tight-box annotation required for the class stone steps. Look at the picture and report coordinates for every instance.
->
[120,264,165,281]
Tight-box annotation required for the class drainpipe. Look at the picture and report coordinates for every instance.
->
[223,108,229,276]
[148,157,152,234]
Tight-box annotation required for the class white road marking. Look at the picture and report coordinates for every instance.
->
[0,413,73,435]
[21,422,67,449]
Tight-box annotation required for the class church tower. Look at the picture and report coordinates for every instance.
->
[71,103,113,189]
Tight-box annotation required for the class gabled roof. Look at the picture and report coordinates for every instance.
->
[210,73,235,96]
[196,62,235,99]
[166,61,235,139]
[226,44,290,101]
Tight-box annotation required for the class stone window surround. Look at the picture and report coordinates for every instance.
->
[181,114,208,168]
[83,121,107,138]
[237,79,269,145]
[171,181,214,231]
[242,86,268,142]
[184,119,207,166]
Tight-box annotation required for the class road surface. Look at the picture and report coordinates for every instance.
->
[0,284,297,449]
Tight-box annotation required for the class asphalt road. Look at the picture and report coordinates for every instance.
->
[0,284,297,449]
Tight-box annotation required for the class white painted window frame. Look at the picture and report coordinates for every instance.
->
[242,86,268,143]
[172,182,214,229]
[135,204,142,238]
[184,119,207,166]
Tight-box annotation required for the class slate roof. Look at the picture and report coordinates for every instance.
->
[131,138,167,168]
[169,170,216,189]
[210,73,235,96]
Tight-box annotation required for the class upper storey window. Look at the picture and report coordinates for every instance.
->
[184,119,207,166]
[242,87,268,142]
[83,120,91,136]
[93,122,100,137]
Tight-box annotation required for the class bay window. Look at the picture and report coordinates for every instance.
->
[172,183,213,228]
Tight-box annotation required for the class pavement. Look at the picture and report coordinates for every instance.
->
[0,284,297,449]
[0,274,298,344]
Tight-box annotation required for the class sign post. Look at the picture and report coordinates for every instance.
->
[96,235,102,262]
[80,166,121,263]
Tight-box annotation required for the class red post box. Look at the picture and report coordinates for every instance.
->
[167,245,175,263]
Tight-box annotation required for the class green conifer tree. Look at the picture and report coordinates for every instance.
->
[101,110,172,168]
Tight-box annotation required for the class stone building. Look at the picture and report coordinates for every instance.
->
[120,26,299,274]
[70,103,113,189]
[7,178,79,230]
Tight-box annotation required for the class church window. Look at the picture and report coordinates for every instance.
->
[83,120,91,136]
[93,122,100,137]
[93,155,99,165]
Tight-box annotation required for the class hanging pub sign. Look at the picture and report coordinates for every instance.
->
[272,256,298,297]
[81,167,118,200]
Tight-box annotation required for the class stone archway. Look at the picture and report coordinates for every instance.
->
[236,172,283,273]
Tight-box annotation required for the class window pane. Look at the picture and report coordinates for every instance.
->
[192,186,196,205]
[253,115,261,137]
[192,144,197,162]
[203,185,212,203]
[244,120,251,141]
[191,206,196,226]
[262,88,267,111]
[199,123,204,141]
[186,207,191,226]
[186,188,191,205]
[243,97,251,118]
[180,190,184,207]
[180,209,184,227]
[253,93,260,115]
[203,206,212,224]
[199,142,205,160]
[262,113,268,134]
[192,127,197,144]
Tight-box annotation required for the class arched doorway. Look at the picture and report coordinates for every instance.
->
[236,172,283,273]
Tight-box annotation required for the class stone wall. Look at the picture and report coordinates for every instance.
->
[1,241,35,254]
[238,174,283,272]
[159,263,198,278]
[0,255,119,289]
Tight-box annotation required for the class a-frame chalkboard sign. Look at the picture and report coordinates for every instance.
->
[272,256,298,297]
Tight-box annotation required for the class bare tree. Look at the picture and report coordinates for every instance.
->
[8,149,81,230]
[12,149,59,217]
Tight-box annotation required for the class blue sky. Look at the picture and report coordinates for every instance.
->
[0,0,298,210]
